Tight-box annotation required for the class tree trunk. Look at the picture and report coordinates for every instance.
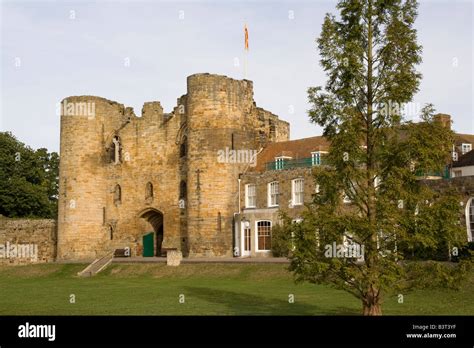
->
[363,302,382,316]
[362,286,382,316]
[363,0,381,319]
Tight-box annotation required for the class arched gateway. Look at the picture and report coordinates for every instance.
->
[139,208,164,257]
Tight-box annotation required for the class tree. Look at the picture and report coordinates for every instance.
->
[285,0,471,315]
[0,132,59,218]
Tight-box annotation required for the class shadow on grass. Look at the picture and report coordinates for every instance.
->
[184,286,358,315]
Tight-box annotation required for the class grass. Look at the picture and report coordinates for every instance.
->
[0,263,472,315]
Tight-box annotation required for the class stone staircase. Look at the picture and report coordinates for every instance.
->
[77,251,114,277]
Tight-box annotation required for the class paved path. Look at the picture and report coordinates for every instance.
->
[112,257,290,264]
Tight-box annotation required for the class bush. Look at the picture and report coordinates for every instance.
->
[271,223,292,257]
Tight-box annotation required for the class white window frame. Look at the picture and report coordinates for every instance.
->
[343,191,351,204]
[267,181,279,207]
[466,198,474,242]
[244,184,256,208]
[461,143,472,155]
[374,175,381,189]
[291,178,304,206]
[240,221,251,257]
[255,220,272,252]
[343,181,357,203]
[452,151,458,161]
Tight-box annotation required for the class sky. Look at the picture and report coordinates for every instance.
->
[1,0,472,152]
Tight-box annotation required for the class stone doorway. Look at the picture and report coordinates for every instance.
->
[139,208,164,256]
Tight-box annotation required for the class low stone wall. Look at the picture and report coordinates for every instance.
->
[0,217,57,264]
[423,175,474,196]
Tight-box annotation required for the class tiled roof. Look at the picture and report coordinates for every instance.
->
[254,136,330,171]
[454,133,474,146]
[254,131,474,172]
[453,149,474,168]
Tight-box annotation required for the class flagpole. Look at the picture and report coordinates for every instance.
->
[244,49,247,79]
[244,24,249,79]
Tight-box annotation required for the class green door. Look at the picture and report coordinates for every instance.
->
[142,232,154,257]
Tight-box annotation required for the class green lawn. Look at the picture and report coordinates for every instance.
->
[0,263,472,315]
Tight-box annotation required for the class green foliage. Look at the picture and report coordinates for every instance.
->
[271,223,292,257]
[0,132,59,218]
[289,0,472,315]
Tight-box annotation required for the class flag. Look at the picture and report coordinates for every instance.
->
[244,24,249,51]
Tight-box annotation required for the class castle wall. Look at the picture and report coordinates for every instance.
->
[57,74,290,259]
[57,96,119,259]
[0,217,56,264]
[185,74,260,256]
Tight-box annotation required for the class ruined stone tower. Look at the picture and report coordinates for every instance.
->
[57,73,289,260]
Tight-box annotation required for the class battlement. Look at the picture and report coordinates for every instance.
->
[141,101,164,119]
[186,73,254,111]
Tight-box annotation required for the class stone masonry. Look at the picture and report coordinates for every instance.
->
[57,73,289,260]
[0,217,57,264]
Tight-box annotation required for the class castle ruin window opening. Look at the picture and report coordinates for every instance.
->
[114,184,122,205]
[180,136,187,158]
[145,182,154,200]
[110,136,122,164]
[179,181,187,200]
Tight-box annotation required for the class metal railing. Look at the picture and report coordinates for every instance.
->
[265,157,327,171]
[415,167,451,179]
[265,157,450,179]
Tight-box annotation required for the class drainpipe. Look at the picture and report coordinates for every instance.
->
[238,178,241,214]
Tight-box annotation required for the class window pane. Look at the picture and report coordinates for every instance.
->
[257,221,272,250]
[269,182,279,206]
[293,179,304,205]
[246,184,256,207]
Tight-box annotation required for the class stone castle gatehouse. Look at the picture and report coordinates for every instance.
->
[57,73,289,260]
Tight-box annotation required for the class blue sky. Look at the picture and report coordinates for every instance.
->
[1,0,472,152]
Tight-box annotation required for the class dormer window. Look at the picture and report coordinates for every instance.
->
[453,151,458,161]
[275,156,291,170]
[461,143,472,155]
[311,151,327,166]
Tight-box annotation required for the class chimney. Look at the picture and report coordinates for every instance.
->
[434,113,451,130]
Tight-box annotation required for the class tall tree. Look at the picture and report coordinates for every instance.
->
[0,132,59,218]
[285,0,470,315]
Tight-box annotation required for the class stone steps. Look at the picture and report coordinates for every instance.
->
[77,251,114,277]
